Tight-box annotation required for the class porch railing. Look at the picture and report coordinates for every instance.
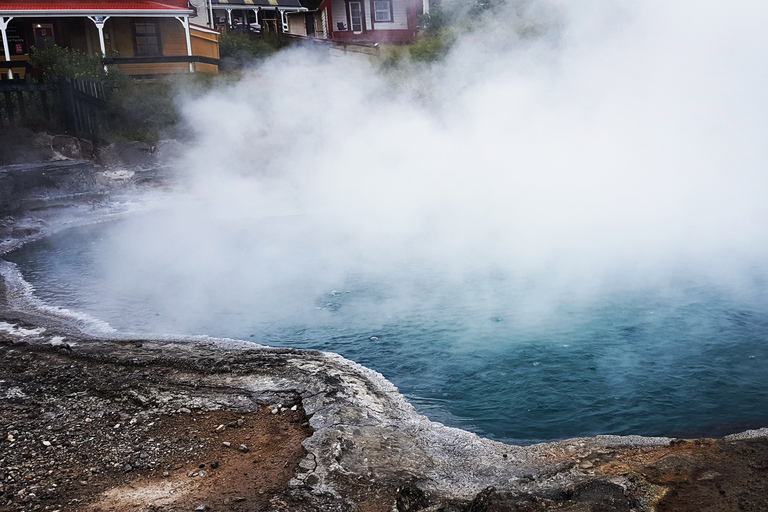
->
[102,55,221,66]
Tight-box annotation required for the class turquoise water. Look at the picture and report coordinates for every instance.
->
[6,221,768,443]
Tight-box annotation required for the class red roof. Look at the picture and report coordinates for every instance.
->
[0,0,189,11]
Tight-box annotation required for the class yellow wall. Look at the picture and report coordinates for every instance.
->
[191,28,220,59]
[110,18,135,57]
[107,18,219,74]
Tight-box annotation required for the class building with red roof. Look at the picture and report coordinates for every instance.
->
[0,0,220,77]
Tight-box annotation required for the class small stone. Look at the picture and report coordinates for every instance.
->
[238,444,249,453]
[42,441,51,447]
[291,405,298,411]
[215,424,225,432]
[194,505,208,511]
[222,442,231,448]
[113,423,120,429]
[6,434,14,442]
[271,408,279,415]
[236,419,244,426]
[232,496,246,502]
[179,408,192,414]
[124,464,132,472]
[162,471,170,477]
[85,418,92,423]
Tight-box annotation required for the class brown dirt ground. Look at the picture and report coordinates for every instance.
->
[0,340,313,512]
[85,408,312,512]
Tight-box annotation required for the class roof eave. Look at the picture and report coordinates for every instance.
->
[0,8,193,16]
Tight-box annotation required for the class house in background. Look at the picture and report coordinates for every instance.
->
[0,0,220,78]
[285,0,422,43]
[189,0,307,36]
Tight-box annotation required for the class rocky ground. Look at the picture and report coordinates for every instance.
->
[0,344,311,512]
[2,138,768,511]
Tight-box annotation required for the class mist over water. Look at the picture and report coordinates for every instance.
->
[135,0,768,319]
[8,0,768,441]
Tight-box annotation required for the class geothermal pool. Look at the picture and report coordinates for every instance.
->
[6,220,768,444]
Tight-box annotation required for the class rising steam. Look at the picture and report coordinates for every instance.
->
[98,0,768,331]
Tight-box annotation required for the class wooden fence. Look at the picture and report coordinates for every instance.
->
[0,72,114,138]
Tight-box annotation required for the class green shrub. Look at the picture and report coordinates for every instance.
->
[28,45,109,79]
[408,29,456,62]
[219,32,291,64]
[106,79,179,143]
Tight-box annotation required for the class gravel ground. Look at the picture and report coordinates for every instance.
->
[0,338,312,512]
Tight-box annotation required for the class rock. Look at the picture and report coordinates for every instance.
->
[238,444,249,453]
[222,442,231,448]
[178,408,192,414]
[78,138,95,160]
[215,424,225,432]
[51,135,82,160]
[153,139,183,163]
[32,132,54,147]
[194,505,208,511]
[95,141,154,167]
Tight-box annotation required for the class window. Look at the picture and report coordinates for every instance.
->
[134,21,161,56]
[348,1,363,33]
[373,0,392,22]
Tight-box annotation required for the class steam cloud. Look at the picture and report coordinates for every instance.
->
[100,0,768,331]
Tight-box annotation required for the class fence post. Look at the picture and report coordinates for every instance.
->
[37,75,50,121]
[59,76,78,133]
[2,74,13,123]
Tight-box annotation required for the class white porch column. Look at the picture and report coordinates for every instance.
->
[279,9,288,33]
[226,8,233,27]
[87,15,110,55]
[175,16,194,73]
[252,8,260,30]
[208,0,215,28]
[423,0,429,15]
[0,16,13,79]
[87,15,110,72]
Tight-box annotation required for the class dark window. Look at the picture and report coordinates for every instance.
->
[134,21,161,56]
[348,1,363,32]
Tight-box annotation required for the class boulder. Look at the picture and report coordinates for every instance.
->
[96,141,155,167]
[51,135,82,160]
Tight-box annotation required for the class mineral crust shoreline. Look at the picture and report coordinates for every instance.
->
[2,152,768,511]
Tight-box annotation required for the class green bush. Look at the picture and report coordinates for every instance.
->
[106,79,179,143]
[409,29,456,63]
[28,45,109,79]
[219,32,289,64]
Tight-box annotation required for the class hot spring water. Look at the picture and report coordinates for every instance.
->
[6,220,768,443]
